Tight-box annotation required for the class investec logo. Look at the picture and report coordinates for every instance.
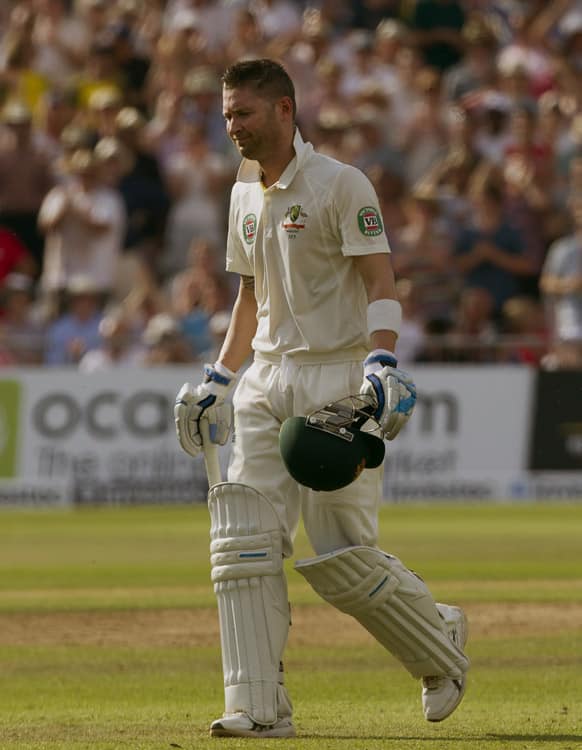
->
[0,380,20,477]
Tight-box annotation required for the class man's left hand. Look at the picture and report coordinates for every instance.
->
[360,349,416,440]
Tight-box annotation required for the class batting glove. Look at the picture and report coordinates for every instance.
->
[174,362,236,458]
[360,349,416,440]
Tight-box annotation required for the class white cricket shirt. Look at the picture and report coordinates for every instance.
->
[226,129,391,357]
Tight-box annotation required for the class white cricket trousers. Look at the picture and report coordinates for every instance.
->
[227,350,383,558]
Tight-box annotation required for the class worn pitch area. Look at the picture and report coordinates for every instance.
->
[1,602,581,647]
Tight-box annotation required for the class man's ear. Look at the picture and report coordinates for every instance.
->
[277,96,294,120]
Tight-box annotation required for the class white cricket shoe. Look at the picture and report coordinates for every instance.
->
[422,604,469,722]
[209,713,296,738]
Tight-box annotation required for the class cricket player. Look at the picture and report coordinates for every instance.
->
[175,58,469,738]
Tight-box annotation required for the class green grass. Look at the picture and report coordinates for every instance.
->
[1,503,581,749]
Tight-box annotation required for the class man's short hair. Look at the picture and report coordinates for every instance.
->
[222,58,296,119]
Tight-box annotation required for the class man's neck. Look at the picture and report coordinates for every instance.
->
[259,139,295,188]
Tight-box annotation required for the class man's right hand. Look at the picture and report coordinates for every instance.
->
[174,363,236,457]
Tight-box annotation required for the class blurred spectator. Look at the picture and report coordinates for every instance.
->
[394,277,426,365]
[0,99,54,268]
[182,65,231,155]
[0,15,50,113]
[539,191,582,369]
[141,311,194,365]
[32,0,88,86]
[446,286,498,363]
[162,119,232,278]
[44,274,104,365]
[372,163,408,237]
[400,66,449,185]
[163,1,236,55]
[495,7,553,98]
[499,295,548,365]
[472,93,512,165]
[444,15,499,104]
[38,146,126,304]
[75,41,124,112]
[393,180,458,321]
[223,8,268,64]
[453,172,536,315]
[350,1,408,32]
[35,88,77,160]
[249,0,302,43]
[101,21,150,109]
[504,103,554,189]
[169,238,233,359]
[85,86,123,138]
[112,107,171,287]
[0,272,45,365]
[408,0,466,72]
[0,225,36,281]
[78,307,144,372]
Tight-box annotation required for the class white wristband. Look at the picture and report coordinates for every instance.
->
[367,299,402,337]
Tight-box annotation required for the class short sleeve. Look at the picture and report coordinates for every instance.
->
[332,165,391,256]
[225,185,254,276]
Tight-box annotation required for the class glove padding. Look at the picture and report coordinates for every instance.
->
[174,363,235,457]
[360,349,416,440]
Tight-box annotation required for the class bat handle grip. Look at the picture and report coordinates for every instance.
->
[200,418,222,489]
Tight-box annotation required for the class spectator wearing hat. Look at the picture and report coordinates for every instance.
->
[78,307,144,372]
[85,86,124,138]
[0,272,46,365]
[76,42,124,115]
[443,16,500,104]
[38,146,126,305]
[370,18,407,98]
[0,100,54,269]
[44,273,105,365]
[141,312,194,365]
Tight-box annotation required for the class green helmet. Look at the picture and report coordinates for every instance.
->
[279,397,385,492]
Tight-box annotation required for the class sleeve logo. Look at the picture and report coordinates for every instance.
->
[358,206,383,236]
[242,213,257,244]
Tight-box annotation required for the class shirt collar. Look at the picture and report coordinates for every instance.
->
[235,128,313,188]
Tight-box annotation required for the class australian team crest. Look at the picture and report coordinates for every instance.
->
[242,213,257,244]
[282,204,308,237]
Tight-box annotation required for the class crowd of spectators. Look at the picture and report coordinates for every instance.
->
[0,0,580,369]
